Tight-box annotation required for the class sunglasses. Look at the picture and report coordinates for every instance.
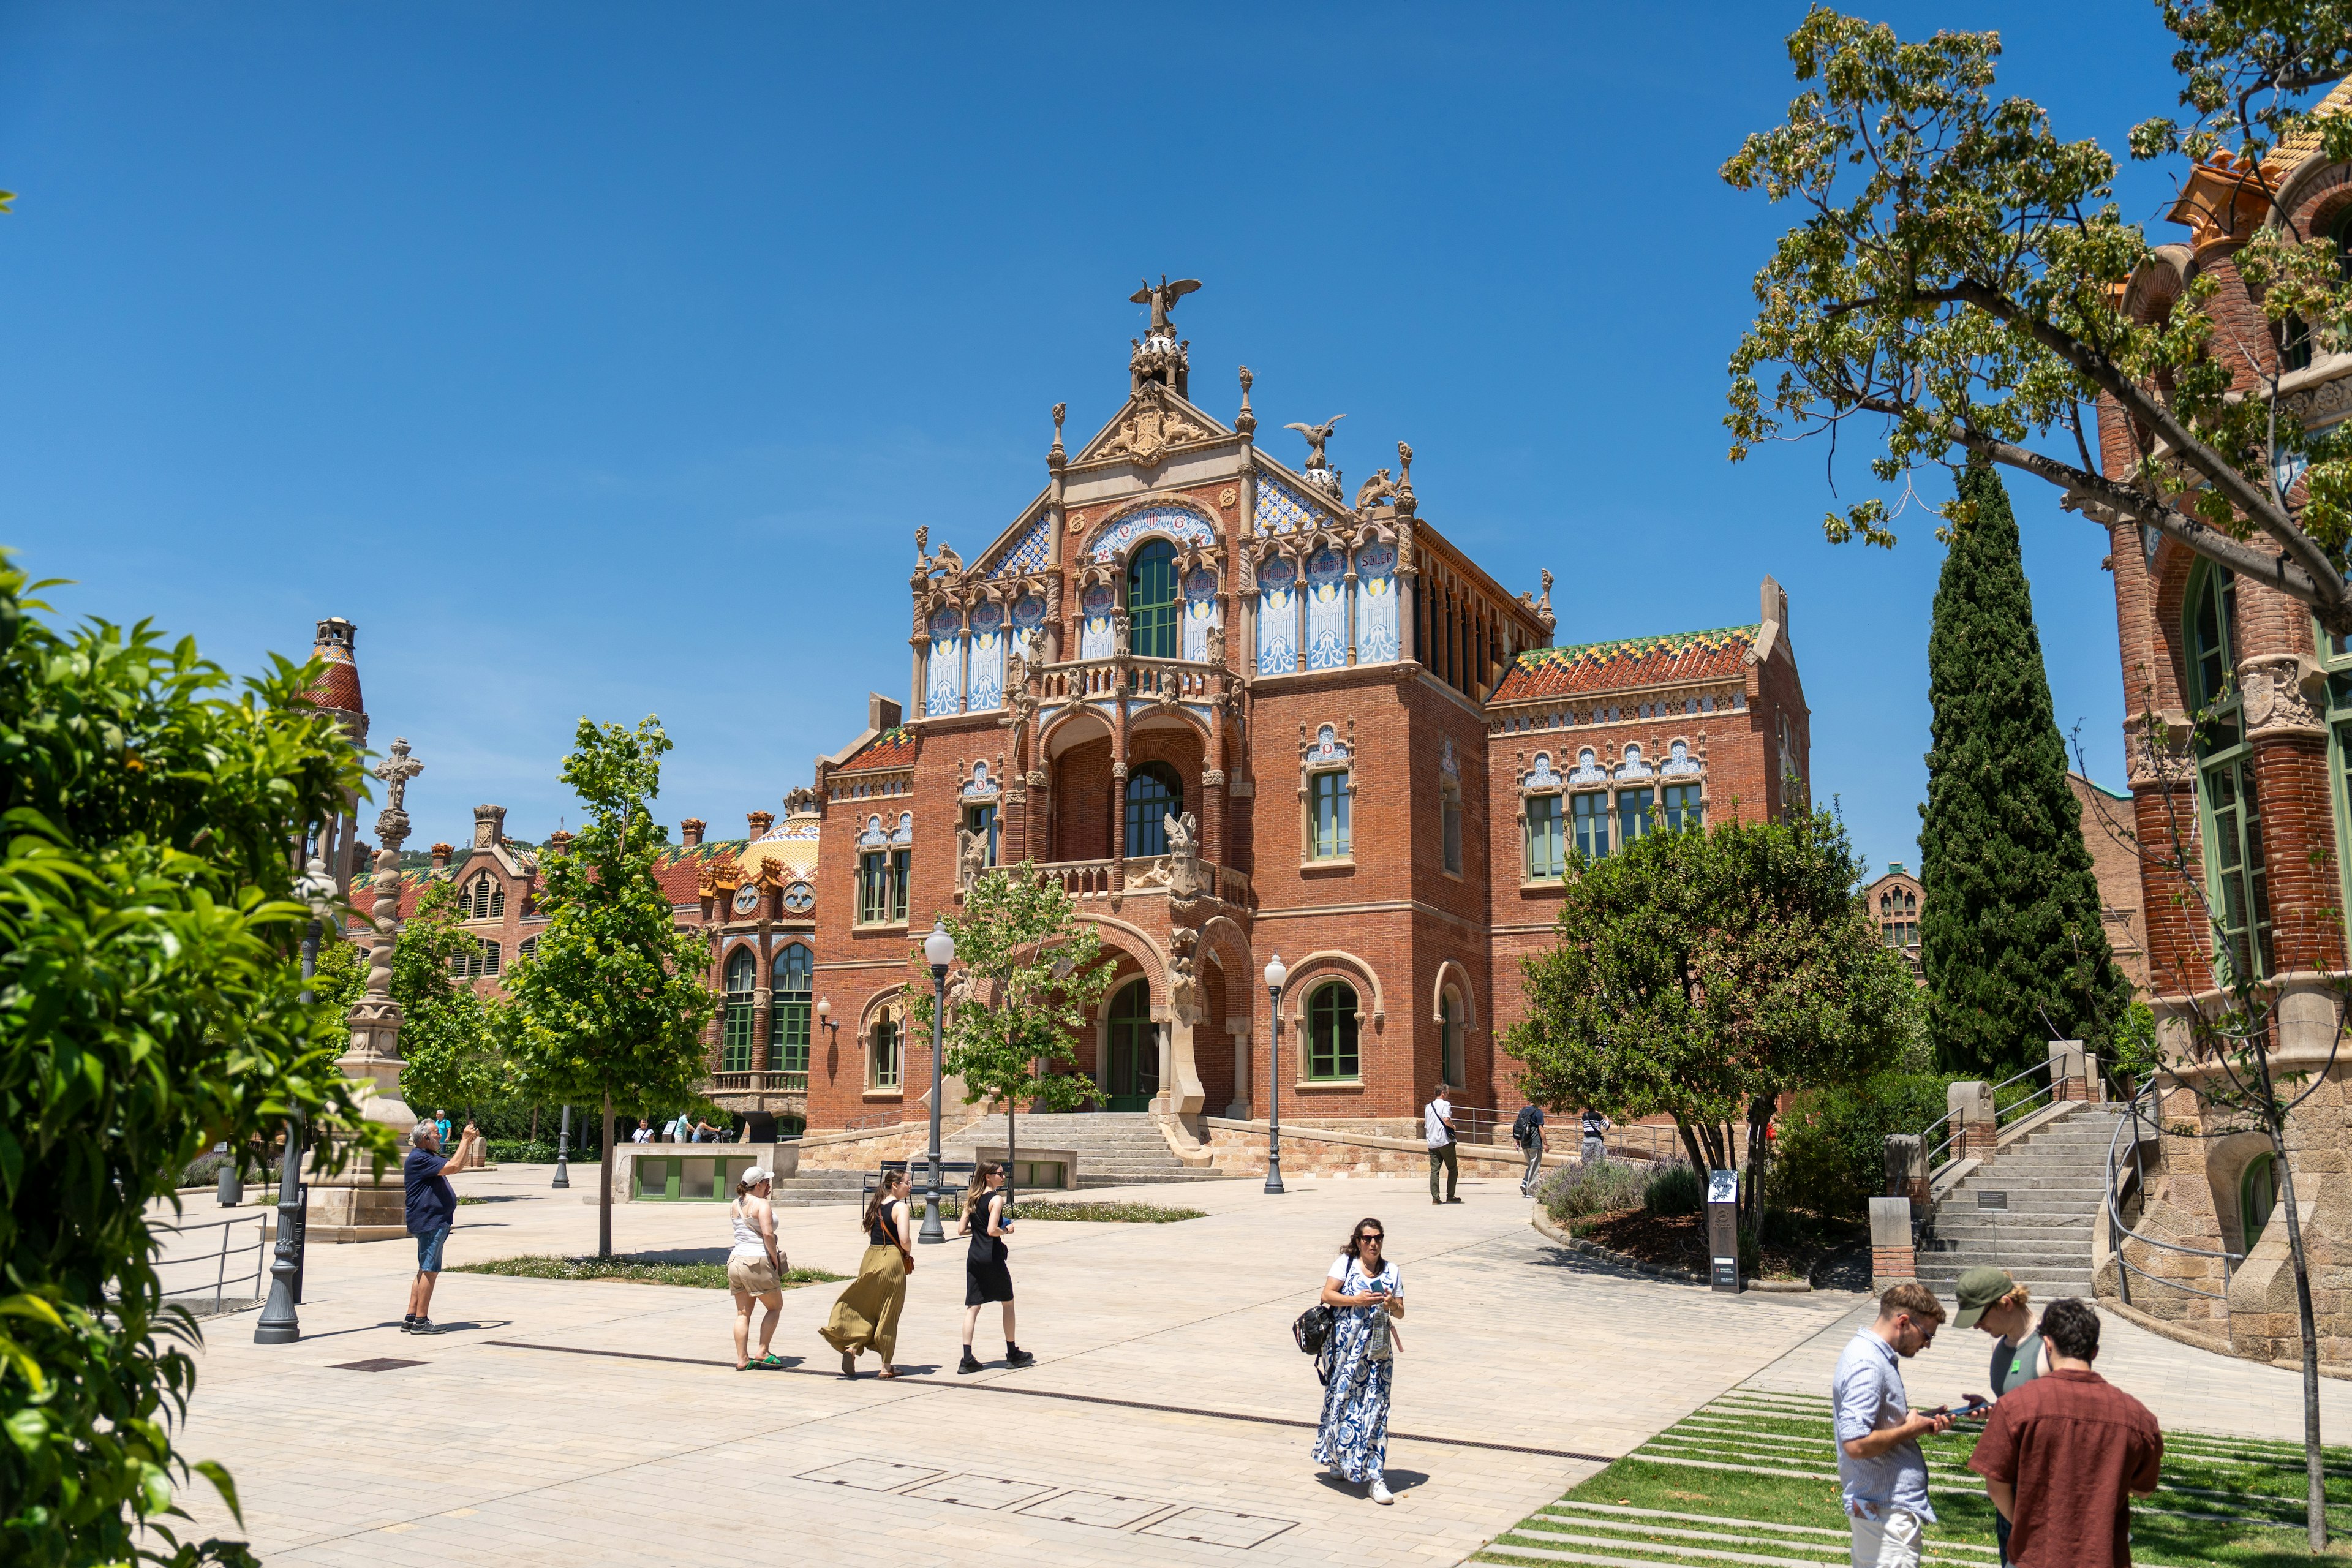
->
[1359,1232,1384,1243]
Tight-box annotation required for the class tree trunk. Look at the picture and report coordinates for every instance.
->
[1675,1118,1707,1173]
[598,1088,616,1261]
[531,1104,540,1143]
[1007,1098,1020,1208]
[1744,1099,1774,1244]
[2271,1127,2329,1550]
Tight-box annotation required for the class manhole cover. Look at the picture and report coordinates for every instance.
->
[1140,1507,1297,1550]
[331,1357,428,1372]
[1016,1490,1171,1530]
[794,1458,943,1492]
[906,1473,1054,1510]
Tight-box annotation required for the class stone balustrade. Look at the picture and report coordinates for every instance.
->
[1039,655,1221,705]
[1032,857,1253,908]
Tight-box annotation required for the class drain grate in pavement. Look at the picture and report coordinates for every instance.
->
[331,1358,428,1372]
[1140,1507,1297,1550]
[794,1458,943,1492]
[1016,1490,1173,1531]
[906,1472,1055,1510]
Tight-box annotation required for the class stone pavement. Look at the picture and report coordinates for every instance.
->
[156,1164,2343,1567]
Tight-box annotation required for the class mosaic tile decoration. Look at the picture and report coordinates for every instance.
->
[1254,474,1336,537]
[1087,503,1216,562]
[990,513,1054,579]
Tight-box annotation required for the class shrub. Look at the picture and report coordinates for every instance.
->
[1538,1158,1648,1223]
[1643,1162,1706,1216]
[1768,1071,1950,1221]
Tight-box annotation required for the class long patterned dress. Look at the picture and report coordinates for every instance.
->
[1312,1256,1400,1482]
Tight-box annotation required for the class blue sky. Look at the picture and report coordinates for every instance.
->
[0,2,2188,870]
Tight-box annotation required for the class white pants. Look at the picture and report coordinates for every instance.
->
[1848,1504,1921,1567]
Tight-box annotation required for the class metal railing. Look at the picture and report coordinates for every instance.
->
[1457,1112,1695,1164]
[1991,1058,2059,1131]
[709,1069,810,1095]
[150,1210,270,1316]
[2105,1079,2241,1305]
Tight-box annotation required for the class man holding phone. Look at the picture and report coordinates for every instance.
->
[1833,1283,1955,1567]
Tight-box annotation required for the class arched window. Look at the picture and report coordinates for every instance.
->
[466,873,503,921]
[1439,989,1464,1087]
[1126,762,1182,858]
[2187,564,2272,980]
[1127,538,1180,659]
[777,1114,807,1139]
[2242,1152,2278,1247]
[1307,981,1360,1081]
[869,1016,900,1090]
[722,947,757,1073]
[1106,978,1158,1111]
[771,943,813,1075]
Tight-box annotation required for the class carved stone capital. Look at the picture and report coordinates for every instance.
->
[2239,653,2328,741]
[2122,709,2196,788]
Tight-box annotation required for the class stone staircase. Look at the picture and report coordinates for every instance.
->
[1917,1103,2126,1303]
[946,1112,1226,1190]
[762,1169,869,1208]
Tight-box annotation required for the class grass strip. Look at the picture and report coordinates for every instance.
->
[1005,1199,1205,1223]
[452,1254,846,1290]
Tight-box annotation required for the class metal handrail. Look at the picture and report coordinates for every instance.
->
[149,1211,270,1315]
[2104,1080,2241,1304]
[1991,1058,2057,1131]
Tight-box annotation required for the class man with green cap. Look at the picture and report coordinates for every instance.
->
[1953,1266,2048,1564]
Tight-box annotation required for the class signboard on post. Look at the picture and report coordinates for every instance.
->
[1706,1169,1741,1294]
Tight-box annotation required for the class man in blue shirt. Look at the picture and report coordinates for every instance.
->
[403,1123,460,1335]
[1832,1282,1956,1566]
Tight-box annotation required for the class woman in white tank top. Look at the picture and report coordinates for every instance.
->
[727,1167,786,1370]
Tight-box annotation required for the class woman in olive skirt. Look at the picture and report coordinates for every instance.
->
[956,1162,1033,1374]
[820,1169,913,1378]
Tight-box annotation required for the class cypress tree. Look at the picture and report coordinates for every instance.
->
[1918,458,2132,1077]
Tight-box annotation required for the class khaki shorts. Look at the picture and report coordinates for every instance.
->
[728,1255,780,1295]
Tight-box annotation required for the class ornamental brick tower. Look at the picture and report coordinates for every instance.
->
[300,616,371,899]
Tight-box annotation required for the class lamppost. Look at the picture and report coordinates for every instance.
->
[1264,952,1288,1195]
[552,1104,571,1188]
[255,854,339,1344]
[919,918,956,1244]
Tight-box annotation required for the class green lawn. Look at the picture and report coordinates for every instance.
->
[451,1254,845,1290]
[1477,1389,2351,1567]
[1005,1199,1205,1223]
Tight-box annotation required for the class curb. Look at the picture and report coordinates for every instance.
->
[1530,1209,1708,1286]
[2101,1295,2352,1382]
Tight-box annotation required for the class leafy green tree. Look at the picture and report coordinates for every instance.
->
[904,865,1114,1201]
[502,717,715,1256]
[0,557,388,1567]
[1722,4,2352,633]
[388,877,510,1119]
[1505,808,1916,1231]
[1920,459,2133,1077]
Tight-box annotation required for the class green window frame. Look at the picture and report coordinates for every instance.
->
[2188,565,2273,981]
[2241,1152,2278,1248]
[857,848,910,925]
[1524,793,1564,879]
[771,943,813,1073]
[1662,782,1703,832]
[721,946,757,1072]
[1126,538,1180,659]
[1617,787,1656,848]
[1127,763,1182,857]
[1310,770,1351,859]
[1571,792,1609,861]
[869,1016,900,1089]
[1306,981,1360,1081]
[964,802,999,866]
[1439,989,1464,1086]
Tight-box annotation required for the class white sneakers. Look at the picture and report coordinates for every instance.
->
[1368,1478,1393,1505]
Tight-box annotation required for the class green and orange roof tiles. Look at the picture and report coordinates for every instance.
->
[1490,623,1758,703]
[840,725,918,770]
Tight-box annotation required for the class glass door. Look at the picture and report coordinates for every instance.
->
[1106,978,1158,1111]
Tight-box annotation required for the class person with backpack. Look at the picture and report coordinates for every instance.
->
[1424,1084,1459,1205]
[1311,1216,1404,1504]
[1580,1106,1611,1164]
[1511,1103,1547,1195]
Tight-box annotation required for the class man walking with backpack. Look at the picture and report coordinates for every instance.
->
[1580,1106,1611,1164]
[1512,1103,1547,1195]
[1425,1084,1460,1205]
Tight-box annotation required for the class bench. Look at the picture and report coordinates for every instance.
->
[865,1158,977,1199]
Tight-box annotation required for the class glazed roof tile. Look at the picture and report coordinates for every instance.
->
[839,726,918,771]
[347,839,751,926]
[1490,624,1757,704]
[301,659,364,714]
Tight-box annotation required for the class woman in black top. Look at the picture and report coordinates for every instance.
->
[956,1162,1033,1374]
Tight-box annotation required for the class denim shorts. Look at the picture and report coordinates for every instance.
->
[415,1224,451,1273]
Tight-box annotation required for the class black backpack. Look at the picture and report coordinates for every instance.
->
[1292,1302,1336,1385]
[1511,1105,1541,1147]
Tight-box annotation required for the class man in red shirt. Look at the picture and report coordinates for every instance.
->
[1966,1298,2162,1567]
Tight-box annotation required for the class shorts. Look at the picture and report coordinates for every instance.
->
[1847,1504,1922,1568]
[414,1224,450,1273]
[727,1255,780,1295]
[965,1259,1014,1305]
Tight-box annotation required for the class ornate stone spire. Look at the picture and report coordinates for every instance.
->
[1128,274,1199,398]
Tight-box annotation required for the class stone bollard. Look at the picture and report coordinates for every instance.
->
[2047,1039,2089,1102]
[1869,1196,1917,1281]
[1950,1080,1996,1158]
[1884,1133,1928,1215]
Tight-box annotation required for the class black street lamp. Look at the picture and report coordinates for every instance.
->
[256,855,337,1345]
[1264,952,1288,1195]
[919,918,957,1244]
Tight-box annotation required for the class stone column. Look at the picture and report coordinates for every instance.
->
[310,737,423,1242]
[1226,1019,1252,1120]
[1950,1079,1996,1159]
[1883,1133,1928,1215]
[2047,1038,2090,1102]
[1869,1196,1917,1282]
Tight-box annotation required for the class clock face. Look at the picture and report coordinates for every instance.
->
[783,882,814,913]
[731,885,761,915]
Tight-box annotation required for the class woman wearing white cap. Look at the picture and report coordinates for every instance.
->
[728,1166,787,1370]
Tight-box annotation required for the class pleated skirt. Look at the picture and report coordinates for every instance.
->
[819,1243,907,1363]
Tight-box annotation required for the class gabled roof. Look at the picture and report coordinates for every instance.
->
[346,839,750,927]
[839,726,918,771]
[1491,624,1758,704]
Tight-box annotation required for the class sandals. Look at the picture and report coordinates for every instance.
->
[753,1352,785,1370]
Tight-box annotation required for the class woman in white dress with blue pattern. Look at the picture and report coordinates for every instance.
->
[1313,1217,1403,1504]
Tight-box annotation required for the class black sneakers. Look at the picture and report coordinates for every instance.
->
[400,1314,415,1333]
[957,1351,984,1375]
[1004,1346,1036,1368]
[409,1317,450,1335]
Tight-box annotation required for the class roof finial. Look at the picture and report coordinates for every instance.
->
[1236,366,1256,438]
[1049,402,1066,467]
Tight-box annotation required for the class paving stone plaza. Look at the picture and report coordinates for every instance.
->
[160,1166,2350,1567]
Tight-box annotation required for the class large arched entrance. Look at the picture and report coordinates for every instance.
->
[1106,978,1158,1112]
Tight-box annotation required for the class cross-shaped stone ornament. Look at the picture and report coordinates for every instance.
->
[372,736,423,852]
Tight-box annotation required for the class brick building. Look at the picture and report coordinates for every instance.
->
[1860,862,1923,979]
[2094,102,2352,1361]
[345,289,1813,1157]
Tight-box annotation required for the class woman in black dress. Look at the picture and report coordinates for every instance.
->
[957,1161,1033,1374]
